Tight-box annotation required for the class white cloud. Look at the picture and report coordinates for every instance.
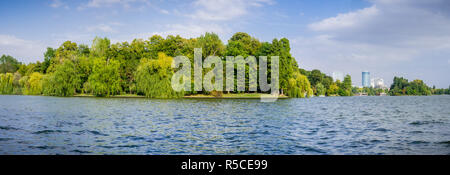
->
[309,6,378,31]
[0,35,46,63]
[159,9,169,14]
[50,0,63,8]
[50,0,69,9]
[189,0,273,21]
[86,24,117,33]
[78,0,150,10]
[296,0,450,87]
[308,0,450,48]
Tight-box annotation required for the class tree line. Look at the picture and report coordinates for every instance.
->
[389,76,449,96]
[299,69,353,96]
[431,85,450,95]
[0,32,358,98]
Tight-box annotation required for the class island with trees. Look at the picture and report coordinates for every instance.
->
[1,32,448,98]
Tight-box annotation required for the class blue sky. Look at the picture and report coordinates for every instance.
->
[1,0,449,88]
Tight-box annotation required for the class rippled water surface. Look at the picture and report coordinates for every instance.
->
[0,95,449,155]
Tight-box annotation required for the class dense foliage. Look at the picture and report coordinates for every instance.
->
[1,55,22,73]
[389,77,432,96]
[42,60,80,96]
[338,75,353,96]
[21,72,43,95]
[315,83,326,96]
[300,69,335,96]
[0,73,14,94]
[2,32,444,98]
[286,72,313,98]
[0,32,317,98]
[135,53,184,98]
[87,58,122,97]
[432,85,450,95]
[353,87,388,96]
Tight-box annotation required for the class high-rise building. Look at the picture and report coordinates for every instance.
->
[374,78,385,89]
[362,71,370,87]
[332,71,344,82]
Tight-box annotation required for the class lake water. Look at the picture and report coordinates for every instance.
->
[0,95,449,155]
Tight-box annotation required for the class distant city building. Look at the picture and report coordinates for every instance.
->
[369,77,385,88]
[374,78,385,89]
[362,71,370,87]
[332,71,344,82]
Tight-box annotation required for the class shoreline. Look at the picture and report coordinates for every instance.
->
[183,93,289,99]
[74,93,290,99]
[0,93,290,99]
[0,94,444,99]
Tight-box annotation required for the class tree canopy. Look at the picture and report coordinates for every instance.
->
[43,60,80,96]
[389,76,432,96]
[0,55,21,73]
[2,32,439,98]
[135,53,184,98]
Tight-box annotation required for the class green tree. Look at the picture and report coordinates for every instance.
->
[308,69,323,87]
[135,53,184,98]
[47,41,78,73]
[327,82,339,96]
[42,47,55,73]
[0,55,21,73]
[226,32,261,57]
[389,77,431,96]
[12,72,22,94]
[91,37,110,57]
[0,73,14,94]
[196,32,225,57]
[87,58,122,97]
[78,44,90,57]
[43,60,80,96]
[21,72,43,95]
[148,35,189,57]
[338,75,353,96]
[316,83,326,96]
[407,79,431,95]
[2,33,344,99]
[109,42,139,94]
[270,38,298,94]
[363,87,376,96]
[75,55,93,91]
[389,77,409,95]
[322,75,333,90]
[286,72,313,98]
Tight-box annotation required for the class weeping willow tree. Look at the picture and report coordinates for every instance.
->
[286,71,313,98]
[87,58,122,97]
[42,60,80,96]
[0,73,14,94]
[20,72,43,95]
[135,53,184,98]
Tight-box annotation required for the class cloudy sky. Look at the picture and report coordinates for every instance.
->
[1,0,449,87]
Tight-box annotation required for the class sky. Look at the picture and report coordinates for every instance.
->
[0,0,449,88]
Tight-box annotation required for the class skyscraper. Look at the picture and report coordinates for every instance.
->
[362,71,370,87]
